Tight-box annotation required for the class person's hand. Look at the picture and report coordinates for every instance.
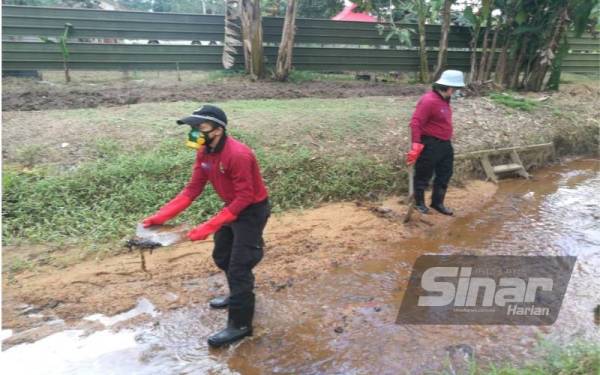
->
[187,208,237,241]
[142,214,167,227]
[406,143,424,166]
[187,223,216,241]
[142,195,192,228]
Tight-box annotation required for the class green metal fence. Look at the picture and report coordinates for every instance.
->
[2,5,598,73]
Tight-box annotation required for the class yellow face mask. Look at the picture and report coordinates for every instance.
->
[186,129,206,150]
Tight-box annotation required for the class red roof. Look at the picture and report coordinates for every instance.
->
[331,3,377,23]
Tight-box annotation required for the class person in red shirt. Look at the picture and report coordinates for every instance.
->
[142,105,270,347]
[406,70,465,215]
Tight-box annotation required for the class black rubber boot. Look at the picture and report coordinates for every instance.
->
[414,189,430,214]
[209,295,229,309]
[431,187,454,216]
[207,298,254,348]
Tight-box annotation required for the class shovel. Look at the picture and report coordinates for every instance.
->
[403,129,416,223]
[403,165,415,223]
[129,223,191,248]
[125,223,192,272]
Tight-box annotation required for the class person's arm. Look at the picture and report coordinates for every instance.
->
[406,98,432,165]
[224,152,256,216]
[409,97,433,144]
[179,151,209,201]
[187,153,256,241]
[142,151,207,227]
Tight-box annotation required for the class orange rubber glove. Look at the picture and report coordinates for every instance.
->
[142,195,192,227]
[406,143,425,166]
[187,207,237,241]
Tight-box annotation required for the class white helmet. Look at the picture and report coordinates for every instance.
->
[435,70,465,88]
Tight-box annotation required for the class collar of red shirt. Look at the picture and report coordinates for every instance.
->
[433,89,451,103]
[204,134,228,154]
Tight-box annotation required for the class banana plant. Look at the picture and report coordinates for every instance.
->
[222,0,241,69]
[40,23,73,83]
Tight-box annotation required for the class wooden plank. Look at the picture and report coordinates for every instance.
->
[480,155,498,183]
[492,163,523,174]
[510,150,529,179]
[455,143,554,160]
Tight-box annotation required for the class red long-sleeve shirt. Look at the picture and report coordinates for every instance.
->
[409,90,453,143]
[180,136,268,216]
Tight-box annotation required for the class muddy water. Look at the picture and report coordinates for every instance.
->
[3,159,599,374]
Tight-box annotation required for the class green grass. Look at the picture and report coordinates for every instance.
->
[3,97,412,167]
[488,92,540,112]
[478,341,600,375]
[7,256,35,273]
[286,70,356,83]
[1,96,415,249]
[2,130,400,247]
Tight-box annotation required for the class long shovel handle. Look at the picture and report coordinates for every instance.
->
[403,127,415,223]
[403,165,415,223]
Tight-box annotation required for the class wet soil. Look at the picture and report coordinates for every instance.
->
[2,180,496,346]
[3,159,598,374]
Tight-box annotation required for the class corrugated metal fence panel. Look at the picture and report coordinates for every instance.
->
[2,5,475,47]
[2,42,473,71]
[563,33,599,74]
[567,32,600,52]
[2,5,598,73]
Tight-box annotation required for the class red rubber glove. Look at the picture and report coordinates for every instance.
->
[187,207,237,241]
[142,195,192,227]
[406,142,425,166]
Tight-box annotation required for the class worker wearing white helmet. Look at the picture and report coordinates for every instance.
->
[406,70,465,215]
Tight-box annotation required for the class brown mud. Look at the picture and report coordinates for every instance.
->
[2,180,495,346]
[2,78,427,112]
[3,159,599,374]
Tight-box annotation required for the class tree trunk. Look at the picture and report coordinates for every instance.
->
[240,0,265,79]
[468,24,481,83]
[494,10,513,86]
[476,24,491,82]
[546,34,569,91]
[509,35,528,89]
[275,0,297,81]
[494,33,510,85]
[63,57,71,83]
[525,7,569,91]
[483,24,500,80]
[432,0,452,81]
[417,5,429,83]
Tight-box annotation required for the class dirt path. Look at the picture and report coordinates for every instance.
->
[2,181,495,346]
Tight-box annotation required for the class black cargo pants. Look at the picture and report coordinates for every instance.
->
[414,135,454,203]
[212,199,270,327]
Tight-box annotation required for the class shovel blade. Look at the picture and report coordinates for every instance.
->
[135,223,189,247]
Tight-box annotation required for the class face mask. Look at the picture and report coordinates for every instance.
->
[186,128,206,150]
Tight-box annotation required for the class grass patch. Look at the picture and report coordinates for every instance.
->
[3,97,411,167]
[286,70,356,83]
[6,257,35,273]
[478,341,600,375]
[2,132,400,247]
[488,92,539,111]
